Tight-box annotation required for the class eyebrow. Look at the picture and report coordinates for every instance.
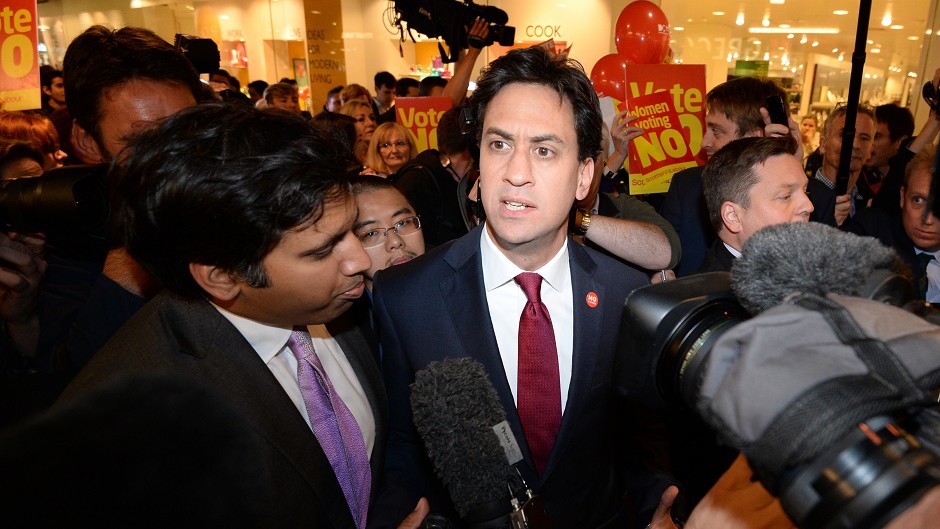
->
[353,207,414,231]
[484,126,564,145]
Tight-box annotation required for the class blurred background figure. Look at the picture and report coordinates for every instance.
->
[340,100,377,167]
[799,114,818,165]
[263,82,301,114]
[364,122,416,178]
[322,84,344,113]
[246,80,268,106]
[39,66,66,116]
[0,111,68,171]
[341,83,372,107]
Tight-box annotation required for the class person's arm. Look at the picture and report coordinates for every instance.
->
[907,67,940,154]
[578,212,673,270]
[441,18,489,107]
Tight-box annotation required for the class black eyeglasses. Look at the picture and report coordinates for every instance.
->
[357,216,421,248]
[379,140,409,150]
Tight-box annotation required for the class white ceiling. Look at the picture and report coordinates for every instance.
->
[663,0,933,75]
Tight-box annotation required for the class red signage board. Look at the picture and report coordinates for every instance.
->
[0,0,41,111]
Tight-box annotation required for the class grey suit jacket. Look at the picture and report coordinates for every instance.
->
[57,292,386,529]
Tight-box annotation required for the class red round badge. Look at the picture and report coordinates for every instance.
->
[585,292,599,308]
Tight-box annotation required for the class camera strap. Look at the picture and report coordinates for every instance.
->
[745,293,937,492]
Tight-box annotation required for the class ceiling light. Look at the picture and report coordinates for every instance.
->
[811,41,819,47]
[881,13,892,26]
[890,25,903,30]
[871,47,881,53]
[736,12,745,26]
[833,10,849,15]
[832,48,838,53]
[787,33,794,39]
[907,35,918,40]
[750,27,839,34]
[753,39,762,44]
[800,35,808,43]
[673,26,685,31]
[779,24,791,29]
[712,11,725,16]
[770,0,785,4]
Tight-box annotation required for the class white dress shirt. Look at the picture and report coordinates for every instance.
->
[915,249,940,303]
[481,225,574,413]
[212,304,376,455]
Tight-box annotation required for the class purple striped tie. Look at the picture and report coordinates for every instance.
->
[287,327,371,528]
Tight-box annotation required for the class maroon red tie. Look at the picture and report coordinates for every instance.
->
[514,272,562,475]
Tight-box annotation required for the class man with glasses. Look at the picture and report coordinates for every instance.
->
[352,176,426,293]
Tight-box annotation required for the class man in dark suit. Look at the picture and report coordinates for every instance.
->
[698,136,813,274]
[848,145,940,303]
[56,104,404,528]
[372,46,678,529]
[660,77,793,276]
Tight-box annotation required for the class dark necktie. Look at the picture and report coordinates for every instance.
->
[916,252,935,300]
[287,328,371,528]
[514,272,562,475]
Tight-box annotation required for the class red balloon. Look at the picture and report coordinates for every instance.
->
[590,53,634,101]
[615,0,671,65]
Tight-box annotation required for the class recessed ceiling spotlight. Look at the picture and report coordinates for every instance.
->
[833,10,849,15]
[890,25,904,30]
[712,11,725,16]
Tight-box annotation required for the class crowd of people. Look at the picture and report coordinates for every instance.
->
[0,19,939,529]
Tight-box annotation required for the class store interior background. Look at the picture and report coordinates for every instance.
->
[35,0,939,127]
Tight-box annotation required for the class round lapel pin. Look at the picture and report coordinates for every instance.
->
[585,292,598,308]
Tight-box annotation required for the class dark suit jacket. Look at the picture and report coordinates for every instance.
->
[371,225,670,528]
[846,208,923,294]
[660,166,714,277]
[695,240,736,274]
[57,292,387,529]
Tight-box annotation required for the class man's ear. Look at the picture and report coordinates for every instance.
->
[189,263,241,303]
[574,157,596,201]
[71,121,106,164]
[721,201,744,234]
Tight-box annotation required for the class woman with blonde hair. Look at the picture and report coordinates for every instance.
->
[340,100,377,166]
[365,122,417,177]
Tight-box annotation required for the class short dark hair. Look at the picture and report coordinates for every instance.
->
[352,174,403,196]
[311,111,359,168]
[374,71,396,90]
[707,77,787,137]
[418,76,448,96]
[247,80,269,97]
[114,104,355,298]
[874,104,915,143]
[63,26,201,150]
[469,46,602,162]
[703,136,798,232]
[327,85,344,98]
[39,65,62,89]
[436,107,472,156]
[396,78,419,97]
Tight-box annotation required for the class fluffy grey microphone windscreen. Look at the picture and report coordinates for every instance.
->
[410,357,512,517]
[732,222,901,315]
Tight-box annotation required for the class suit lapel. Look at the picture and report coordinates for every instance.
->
[327,310,387,495]
[440,227,536,469]
[163,296,355,529]
[541,241,603,481]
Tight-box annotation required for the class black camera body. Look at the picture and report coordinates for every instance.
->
[616,273,940,529]
[394,0,515,57]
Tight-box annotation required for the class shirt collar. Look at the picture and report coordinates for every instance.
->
[723,242,743,259]
[211,302,293,364]
[480,223,570,294]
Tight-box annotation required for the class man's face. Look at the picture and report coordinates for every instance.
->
[866,120,903,170]
[820,112,873,177]
[231,193,371,326]
[354,187,425,288]
[43,76,65,105]
[375,84,395,107]
[270,93,300,113]
[81,79,196,163]
[479,82,593,268]
[325,93,342,112]
[901,166,940,252]
[701,111,759,157]
[731,154,813,245]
